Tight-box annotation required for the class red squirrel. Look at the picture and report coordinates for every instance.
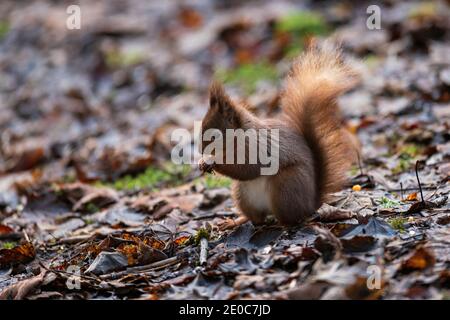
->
[199,43,359,226]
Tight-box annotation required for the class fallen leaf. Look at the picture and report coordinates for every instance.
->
[225,222,282,250]
[345,276,385,300]
[168,272,230,300]
[341,235,377,253]
[405,192,418,201]
[0,270,46,300]
[174,235,190,246]
[168,194,203,213]
[0,242,35,268]
[117,242,167,266]
[0,224,21,240]
[286,282,328,300]
[219,249,259,274]
[406,201,436,214]
[436,215,450,225]
[399,246,435,273]
[130,196,168,214]
[85,251,128,275]
[178,7,203,29]
[340,217,397,239]
[99,206,146,227]
[73,187,119,212]
[200,188,230,209]
[313,226,342,262]
[316,204,354,222]
[0,224,14,235]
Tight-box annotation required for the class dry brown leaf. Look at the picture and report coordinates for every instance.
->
[317,204,355,222]
[0,224,14,235]
[345,276,385,300]
[0,270,46,300]
[0,242,35,268]
[178,7,203,29]
[405,192,418,201]
[400,246,435,273]
[73,187,119,212]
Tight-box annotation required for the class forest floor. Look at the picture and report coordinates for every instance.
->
[0,0,449,299]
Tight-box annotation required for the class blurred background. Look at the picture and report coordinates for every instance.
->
[0,0,449,189]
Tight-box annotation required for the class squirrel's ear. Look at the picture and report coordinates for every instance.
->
[209,81,233,113]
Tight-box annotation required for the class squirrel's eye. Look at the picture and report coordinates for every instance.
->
[211,136,216,141]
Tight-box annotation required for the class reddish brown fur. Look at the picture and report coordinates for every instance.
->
[200,43,359,225]
[281,42,360,204]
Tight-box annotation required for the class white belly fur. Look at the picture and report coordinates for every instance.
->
[240,176,272,212]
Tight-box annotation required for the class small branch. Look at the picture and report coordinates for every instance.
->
[199,237,208,266]
[415,160,425,204]
[23,230,30,242]
[400,182,404,201]
[99,256,180,280]
[39,261,99,282]
[388,186,435,192]
[57,235,92,245]
[127,256,179,272]
[357,152,364,176]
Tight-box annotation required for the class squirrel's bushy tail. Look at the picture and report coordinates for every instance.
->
[281,41,359,206]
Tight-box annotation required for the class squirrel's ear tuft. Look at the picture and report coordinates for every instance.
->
[209,81,224,107]
[209,81,233,112]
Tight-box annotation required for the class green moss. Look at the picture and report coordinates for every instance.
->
[1,242,17,249]
[393,144,422,174]
[364,54,380,68]
[350,165,360,176]
[216,12,328,92]
[62,174,77,183]
[393,158,413,174]
[379,196,401,209]
[84,218,95,225]
[388,217,407,233]
[399,144,421,159]
[105,49,145,68]
[409,2,437,20]
[163,162,192,179]
[85,203,100,214]
[276,11,328,35]
[194,227,210,245]
[0,21,9,40]
[216,62,278,93]
[201,175,232,189]
[275,11,329,58]
[442,291,450,300]
[100,163,192,191]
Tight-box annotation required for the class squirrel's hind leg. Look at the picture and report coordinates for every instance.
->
[269,166,316,225]
[231,180,269,224]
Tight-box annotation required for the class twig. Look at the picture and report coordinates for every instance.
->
[57,235,92,245]
[23,230,30,242]
[199,237,208,266]
[388,186,435,192]
[400,182,404,201]
[127,256,179,272]
[415,160,425,203]
[99,256,180,280]
[193,211,235,220]
[39,261,99,282]
[357,152,364,176]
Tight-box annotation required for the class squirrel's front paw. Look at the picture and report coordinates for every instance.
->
[198,156,215,174]
[217,216,249,231]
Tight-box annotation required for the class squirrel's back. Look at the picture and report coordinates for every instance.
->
[281,42,359,207]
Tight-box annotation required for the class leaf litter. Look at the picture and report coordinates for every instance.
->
[0,0,449,300]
